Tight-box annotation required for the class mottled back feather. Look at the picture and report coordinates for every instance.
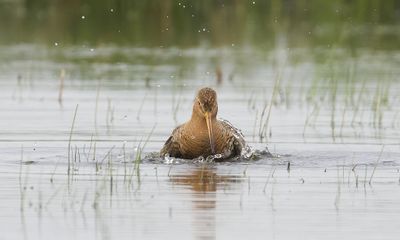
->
[160,119,246,160]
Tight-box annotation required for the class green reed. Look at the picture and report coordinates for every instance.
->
[67,104,79,176]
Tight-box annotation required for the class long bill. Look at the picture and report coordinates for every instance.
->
[204,112,215,154]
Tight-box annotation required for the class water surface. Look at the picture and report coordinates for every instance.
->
[0,43,400,240]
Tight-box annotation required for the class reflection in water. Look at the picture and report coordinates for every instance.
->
[170,167,243,240]
[170,167,243,192]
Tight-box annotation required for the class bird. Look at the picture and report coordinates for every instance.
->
[160,87,247,160]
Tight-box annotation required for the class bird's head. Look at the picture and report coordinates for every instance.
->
[193,87,218,154]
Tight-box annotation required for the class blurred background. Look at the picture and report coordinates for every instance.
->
[1,0,399,49]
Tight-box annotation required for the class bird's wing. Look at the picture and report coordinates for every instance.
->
[218,118,247,157]
[160,124,184,158]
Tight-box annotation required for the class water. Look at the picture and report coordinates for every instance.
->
[0,43,400,240]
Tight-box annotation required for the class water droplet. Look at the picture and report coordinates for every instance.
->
[202,28,206,32]
[90,48,94,52]
[110,8,114,12]
[54,42,58,46]
[231,43,235,47]
[81,15,85,19]
[252,1,256,4]
[164,154,175,164]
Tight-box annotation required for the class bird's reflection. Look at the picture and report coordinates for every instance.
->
[169,166,243,240]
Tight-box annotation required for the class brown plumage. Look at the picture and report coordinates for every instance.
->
[160,87,246,160]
